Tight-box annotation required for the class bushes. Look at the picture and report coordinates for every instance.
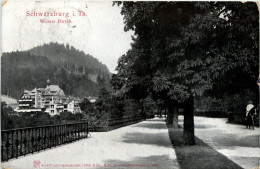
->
[110,97,124,119]
[2,112,53,129]
[143,97,157,118]
[1,102,14,129]
[1,101,84,130]
[228,113,245,124]
[124,99,142,117]
[228,113,259,126]
[80,88,146,130]
[194,91,258,120]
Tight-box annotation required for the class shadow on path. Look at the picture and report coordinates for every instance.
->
[121,119,171,148]
[133,122,167,129]
[104,155,179,169]
[179,121,259,148]
[101,119,180,169]
[167,125,243,169]
[144,118,166,122]
[121,132,172,148]
[200,130,259,148]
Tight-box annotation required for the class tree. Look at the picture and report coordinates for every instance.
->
[1,102,14,130]
[174,2,258,144]
[114,1,258,145]
[60,111,74,121]
[113,2,199,144]
[80,98,96,114]
[95,88,112,113]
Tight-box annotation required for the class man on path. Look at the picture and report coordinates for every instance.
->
[245,101,254,129]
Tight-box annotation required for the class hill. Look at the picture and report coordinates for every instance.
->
[1,43,111,99]
[29,42,109,76]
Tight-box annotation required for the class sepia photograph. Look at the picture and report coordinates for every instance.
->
[1,1,259,169]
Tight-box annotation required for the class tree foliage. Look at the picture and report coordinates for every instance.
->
[113,1,259,145]
[114,1,258,100]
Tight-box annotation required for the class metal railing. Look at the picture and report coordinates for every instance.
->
[1,122,88,162]
[86,116,145,132]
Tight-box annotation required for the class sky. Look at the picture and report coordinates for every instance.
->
[2,1,134,73]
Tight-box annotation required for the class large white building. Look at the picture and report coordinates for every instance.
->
[15,80,82,116]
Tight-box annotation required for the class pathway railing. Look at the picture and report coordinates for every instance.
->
[1,122,88,162]
[87,116,145,132]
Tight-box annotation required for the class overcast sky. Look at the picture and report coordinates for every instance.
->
[2,1,134,73]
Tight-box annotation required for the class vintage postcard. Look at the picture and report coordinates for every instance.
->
[1,1,259,169]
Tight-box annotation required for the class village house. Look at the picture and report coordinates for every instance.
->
[64,98,82,114]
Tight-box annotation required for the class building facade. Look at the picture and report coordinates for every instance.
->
[15,80,82,116]
[66,100,82,114]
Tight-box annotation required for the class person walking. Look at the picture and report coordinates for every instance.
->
[245,101,254,129]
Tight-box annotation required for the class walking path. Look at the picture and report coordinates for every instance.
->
[2,118,180,169]
[179,116,260,169]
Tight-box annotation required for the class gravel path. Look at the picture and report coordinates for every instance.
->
[179,116,260,169]
[2,118,180,169]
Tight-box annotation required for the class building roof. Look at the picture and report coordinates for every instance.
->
[24,90,31,94]
[38,88,46,92]
[62,97,82,105]
[63,99,73,105]
[42,85,65,96]
[22,84,65,100]
[75,100,81,104]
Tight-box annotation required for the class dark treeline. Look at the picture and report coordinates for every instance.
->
[1,43,111,98]
[1,102,83,130]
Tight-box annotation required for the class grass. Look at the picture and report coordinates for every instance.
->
[167,124,243,169]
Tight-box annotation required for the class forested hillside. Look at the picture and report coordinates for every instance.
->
[1,43,111,99]
[29,42,109,76]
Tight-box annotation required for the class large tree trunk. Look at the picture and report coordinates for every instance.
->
[140,100,146,120]
[167,99,178,127]
[168,107,173,124]
[168,100,173,124]
[157,106,160,117]
[166,110,169,121]
[159,106,162,118]
[183,95,195,145]
[172,106,179,128]
[166,99,169,121]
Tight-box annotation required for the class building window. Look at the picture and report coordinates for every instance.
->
[51,110,54,114]
[51,105,54,109]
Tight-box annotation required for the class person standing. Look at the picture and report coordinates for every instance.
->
[245,101,254,129]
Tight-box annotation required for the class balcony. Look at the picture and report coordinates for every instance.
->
[19,99,33,102]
